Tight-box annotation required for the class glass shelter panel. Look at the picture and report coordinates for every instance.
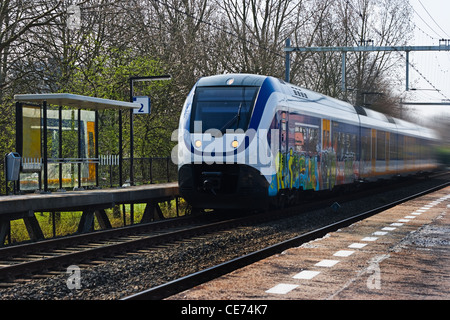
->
[20,107,96,191]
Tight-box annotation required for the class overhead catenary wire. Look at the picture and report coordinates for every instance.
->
[418,0,450,39]
[410,2,443,39]
[345,0,449,100]
[408,0,450,101]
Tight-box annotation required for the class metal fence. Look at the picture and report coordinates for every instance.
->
[1,156,178,195]
[99,156,178,188]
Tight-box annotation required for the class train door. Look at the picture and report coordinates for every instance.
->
[281,111,287,151]
[280,111,288,189]
[322,119,331,150]
[321,119,332,189]
[275,110,288,192]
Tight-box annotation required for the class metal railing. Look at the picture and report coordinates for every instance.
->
[1,156,177,195]
[99,156,178,188]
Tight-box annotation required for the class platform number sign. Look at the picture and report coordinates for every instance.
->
[133,96,151,114]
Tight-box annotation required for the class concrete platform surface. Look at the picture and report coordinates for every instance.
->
[0,182,178,215]
[170,186,450,300]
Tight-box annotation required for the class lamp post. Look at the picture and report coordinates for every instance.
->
[127,74,171,226]
[129,75,171,187]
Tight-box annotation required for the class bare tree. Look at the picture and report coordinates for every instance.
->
[0,0,63,97]
[214,0,305,77]
[288,0,413,117]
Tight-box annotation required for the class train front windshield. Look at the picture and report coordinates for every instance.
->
[190,86,259,133]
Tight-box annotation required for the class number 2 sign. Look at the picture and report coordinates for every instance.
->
[133,96,151,114]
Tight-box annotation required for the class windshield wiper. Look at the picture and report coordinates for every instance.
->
[236,102,242,125]
[219,102,243,133]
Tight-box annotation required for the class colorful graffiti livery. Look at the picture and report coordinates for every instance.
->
[268,110,338,195]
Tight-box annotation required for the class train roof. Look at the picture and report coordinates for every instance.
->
[195,74,437,139]
[197,74,267,87]
[359,107,437,139]
[274,77,437,138]
[277,79,357,114]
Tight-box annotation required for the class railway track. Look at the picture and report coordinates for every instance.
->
[0,202,293,284]
[0,214,224,284]
[122,178,450,300]
[0,172,448,297]
[0,195,337,285]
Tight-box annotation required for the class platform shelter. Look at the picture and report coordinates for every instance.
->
[14,93,140,193]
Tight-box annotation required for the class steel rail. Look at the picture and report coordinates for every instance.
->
[122,180,450,300]
[0,215,196,259]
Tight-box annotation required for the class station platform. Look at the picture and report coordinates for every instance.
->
[171,186,450,300]
[0,182,178,216]
[0,183,179,244]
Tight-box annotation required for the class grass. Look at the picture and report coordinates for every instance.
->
[7,198,189,245]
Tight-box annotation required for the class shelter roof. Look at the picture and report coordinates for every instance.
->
[14,93,139,110]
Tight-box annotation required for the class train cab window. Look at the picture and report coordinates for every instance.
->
[190,86,259,133]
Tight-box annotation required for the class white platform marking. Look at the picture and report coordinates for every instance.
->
[293,270,321,280]
[315,259,339,267]
[391,223,403,226]
[361,237,378,242]
[333,250,355,257]
[348,243,367,249]
[266,283,298,294]
[265,193,450,296]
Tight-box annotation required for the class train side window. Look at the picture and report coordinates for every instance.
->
[361,129,371,162]
[351,134,357,158]
[309,128,319,153]
[377,131,386,160]
[294,126,304,152]
[337,132,344,160]
[398,135,404,160]
[389,133,396,160]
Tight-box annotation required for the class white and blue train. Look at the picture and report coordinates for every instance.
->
[177,74,439,210]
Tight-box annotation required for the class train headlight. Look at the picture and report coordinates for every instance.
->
[231,140,239,148]
[195,140,202,148]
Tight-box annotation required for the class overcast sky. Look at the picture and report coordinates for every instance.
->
[404,0,450,120]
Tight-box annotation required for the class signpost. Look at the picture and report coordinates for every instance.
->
[128,74,171,225]
[129,74,171,187]
[132,96,151,114]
